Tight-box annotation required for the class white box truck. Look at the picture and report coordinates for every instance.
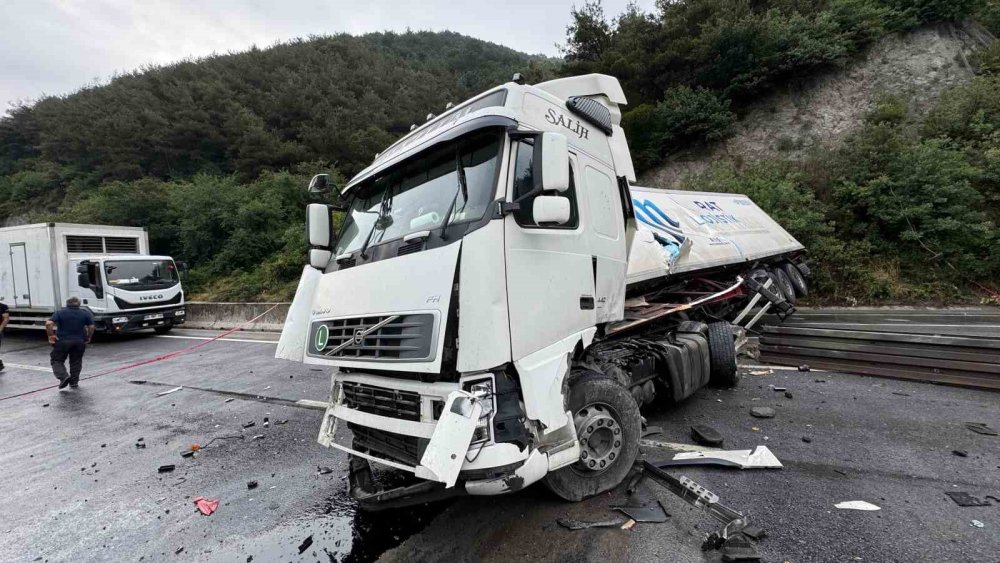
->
[275,74,810,508]
[0,223,186,333]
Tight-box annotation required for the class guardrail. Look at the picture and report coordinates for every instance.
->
[759,308,1000,390]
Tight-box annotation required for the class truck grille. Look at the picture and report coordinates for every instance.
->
[342,382,421,421]
[311,314,434,360]
[349,424,422,466]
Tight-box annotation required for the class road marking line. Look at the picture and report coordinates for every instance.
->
[154,335,278,344]
[4,362,52,373]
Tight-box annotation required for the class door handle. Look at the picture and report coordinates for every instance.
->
[579,295,595,310]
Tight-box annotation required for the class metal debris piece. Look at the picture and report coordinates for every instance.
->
[317,466,334,475]
[891,392,910,397]
[242,421,256,429]
[613,503,670,523]
[691,424,724,447]
[965,422,998,436]
[642,425,663,438]
[247,481,258,490]
[251,434,265,441]
[657,446,782,470]
[158,464,176,473]
[798,365,810,372]
[771,386,787,392]
[741,525,767,540]
[557,518,626,530]
[783,391,793,399]
[945,492,991,507]
[802,436,812,443]
[621,519,636,530]
[750,370,770,376]
[952,449,968,457]
[135,442,146,449]
[834,501,880,511]
[224,398,234,403]
[720,534,760,561]
[155,386,183,397]
[276,419,289,425]
[180,451,195,458]
[750,407,775,419]
[298,535,313,554]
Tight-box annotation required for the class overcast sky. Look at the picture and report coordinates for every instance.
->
[0,0,654,115]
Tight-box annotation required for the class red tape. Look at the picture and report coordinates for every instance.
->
[0,304,280,402]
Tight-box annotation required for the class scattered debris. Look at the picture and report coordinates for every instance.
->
[798,364,810,372]
[190,444,201,452]
[945,492,991,507]
[297,535,313,554]
[656,446,782,469]
[193,497,219,516]
[771,386,786,392]
[720,534,760,561]
[620,519,636,530]
[557,518,626,530]
[952,449,968,457]
[750,407,775,419]
[613,502,670,523]
[741,525,767,540]
[157,464,176,473]
[317,466,334,475]
[135,441,146,449]
[783,391,793,399]
[965,422,998,436]
[814,379,826,383]
[833,469,848,476]
[802,436,812,443]
[263,417,270,428]
[750,370,770,376]
[180,451,195,459]
[691,424,724,447]
[276,419,289,425]
[891,392,910,397]
[42,403,49,408]
[971,520,985,528]
[641,425,663,438]
[224,398,234,403]
[155,386,183,397]
[834,501,880,511]
[242,421,256,429]
[251,434,265,441]
[174,547,184,555]
[247,481,258,490]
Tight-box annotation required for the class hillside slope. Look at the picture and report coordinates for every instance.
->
[641,22,994,188]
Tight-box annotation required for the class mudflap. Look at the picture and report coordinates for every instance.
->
[349,456,467,512]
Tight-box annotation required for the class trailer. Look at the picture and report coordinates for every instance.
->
[0,223,186,333]
[276,73,810,508]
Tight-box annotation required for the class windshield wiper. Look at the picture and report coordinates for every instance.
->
[440,152,469,240]
[360,188,393,259]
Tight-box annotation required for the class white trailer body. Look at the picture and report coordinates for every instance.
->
[0,223,186,333]
[277,74,809,508]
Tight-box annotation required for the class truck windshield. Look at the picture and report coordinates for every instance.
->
[334,130,502,256]
[104,260,179,290]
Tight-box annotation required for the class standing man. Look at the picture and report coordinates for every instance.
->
[0,300,9,371]
[45,297,94,389]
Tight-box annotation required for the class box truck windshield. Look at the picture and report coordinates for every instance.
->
[104,260,179,290]
[335,130,501,256]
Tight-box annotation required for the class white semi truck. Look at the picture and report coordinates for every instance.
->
[276,74,809,508]
[0,223,186,333]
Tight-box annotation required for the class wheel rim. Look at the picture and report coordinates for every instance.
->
[572,402,624,474]
[787,266,806,290]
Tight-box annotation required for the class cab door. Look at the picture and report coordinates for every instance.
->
[68,259,107,310]
[504,140,595,360]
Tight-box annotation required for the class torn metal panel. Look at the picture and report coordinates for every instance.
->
[613,503,670,523]
[417,390,483,488]
[275,265,322,362]
[656,446,782,469]
[513,328,596,433]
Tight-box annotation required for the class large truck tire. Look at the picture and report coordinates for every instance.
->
[771,267,797,304]
[782,262,809,297]
[544,371,641,502]
[707,321,739,388]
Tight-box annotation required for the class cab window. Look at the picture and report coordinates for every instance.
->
[511,140,579,229]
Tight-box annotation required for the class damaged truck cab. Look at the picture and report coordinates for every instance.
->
[277,74,808,508]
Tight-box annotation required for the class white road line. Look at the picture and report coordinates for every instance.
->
[4,362,52,373]
[154,335,279,344]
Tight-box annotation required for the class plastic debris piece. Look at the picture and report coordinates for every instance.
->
[251,434,265,441]
[945,492,991,507]
[741,525,767,540]
[243,421,256,429]
[156,386,183,396]
[834,501,880,511]
[750,407,775,419]
[317,466,334,475]
[157,464,176,473]
[297,535,313,554]
[180,450,195,458]
[620,519,636,530]
[971,520,985,528]
[720,534,760,561]
[657,446,782,469]
[965,422,998,436]
[771,387,786,392]
[691,424,724,447]
[247,481,258,490]
[641,425,663,438]
[557,518,626,530]
[783,391,793,399]
[750,370,770,376]
[802,436,812,443]
[135,442,146,449]
[224,398,234,403]
[798,365,810,372]
[952,449,968,457]
[193,497,219,516]
[613,503,670,523]
[276,419,289,425]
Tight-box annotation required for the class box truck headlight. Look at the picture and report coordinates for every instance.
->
[464,378,495,444]
[113,317,128,324]
[176,310,185,316]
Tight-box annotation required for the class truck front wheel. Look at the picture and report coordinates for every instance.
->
[544,372,641,502]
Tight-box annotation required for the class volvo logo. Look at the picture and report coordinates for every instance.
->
[353,328,365,344]
[139,294,164,301]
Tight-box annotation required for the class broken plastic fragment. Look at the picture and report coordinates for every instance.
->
[557,518,626,530]
[834,501,880,511]
[193,497,219,516]
[658,446,782,469]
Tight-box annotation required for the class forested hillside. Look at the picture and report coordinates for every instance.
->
[2,2,999,303]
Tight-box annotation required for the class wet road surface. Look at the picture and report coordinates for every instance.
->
[1,329,998,562]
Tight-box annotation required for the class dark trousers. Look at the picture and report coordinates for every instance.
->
[51,340,86,384]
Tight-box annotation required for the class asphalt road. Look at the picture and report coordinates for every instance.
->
[1,328,998,562]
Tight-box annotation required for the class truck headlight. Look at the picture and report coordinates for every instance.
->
[464,378,495,444]
[113,317,128,324]
[175,310,185,316]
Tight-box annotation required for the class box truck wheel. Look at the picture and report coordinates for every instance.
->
[154,325,174,334]
[544,371,640,502]
[707,321,739,387]
[782,262,809,297]
[771,267,797,305]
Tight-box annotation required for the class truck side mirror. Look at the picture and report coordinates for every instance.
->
[309,249,332,270]
[535,132,570,193]
[307,203,334,270]
[308,174,333,194]
[76,260,90,274]
[532,195,571,225]
[77,272,90,289]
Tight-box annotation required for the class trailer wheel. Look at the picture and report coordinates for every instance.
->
[782,262,809,297]
[771,268,797,305]
[544,371,641,502]
[707,321,739,388]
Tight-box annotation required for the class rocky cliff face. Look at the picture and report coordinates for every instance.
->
[639,22,995,188]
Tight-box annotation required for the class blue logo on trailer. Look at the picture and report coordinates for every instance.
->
[632,198,686,259]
